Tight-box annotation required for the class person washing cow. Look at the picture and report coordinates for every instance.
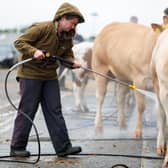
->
[10,2,85,157]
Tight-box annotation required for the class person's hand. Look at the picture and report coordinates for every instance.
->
[34,50,45,60]
[72,62,81,69]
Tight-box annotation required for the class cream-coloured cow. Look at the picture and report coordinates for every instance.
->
[92,22,159,138]
[151,16,168,167]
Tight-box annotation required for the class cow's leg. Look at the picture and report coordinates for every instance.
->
[159,94,168,167]
[151,63,167,160]
[158,82,168,167]
[80,76,89,112]
[73,79,83,112]
[72,69,85,112]
[153,70,167,158]
[94,69,108,133]
[156,102,166,157]
[72,70,89,112]
[116,84,129,128]
[133,91,145,138]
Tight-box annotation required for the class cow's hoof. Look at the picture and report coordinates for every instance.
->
[73,106,83,113]
[157,146,166,156]
[83,107,90,113]
[133,130,142,139]
[95,126,103,134]
[162,160,168,168]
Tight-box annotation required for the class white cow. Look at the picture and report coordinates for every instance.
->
[92,22,159,138]
[72,41,119,113]
[151,16,168,167]
[72,41,93,112]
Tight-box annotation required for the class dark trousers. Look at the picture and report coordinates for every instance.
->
[11,78,70,153]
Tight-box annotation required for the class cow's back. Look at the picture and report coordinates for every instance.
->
[92,22,158,83]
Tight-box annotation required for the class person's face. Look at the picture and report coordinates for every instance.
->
[59,17,79,32]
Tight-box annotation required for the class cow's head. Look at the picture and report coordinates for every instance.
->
[151,16,168,33]
[151,23,163,33]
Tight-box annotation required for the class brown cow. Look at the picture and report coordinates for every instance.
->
[92,22,159,138]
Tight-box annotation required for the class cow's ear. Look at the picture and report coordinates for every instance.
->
[151,23,162,33]
[163,16,168,29]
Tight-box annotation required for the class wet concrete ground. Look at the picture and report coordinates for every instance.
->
[0,69,164,168]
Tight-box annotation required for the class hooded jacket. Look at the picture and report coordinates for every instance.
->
[14,2,85,80]
[54,2,84,23]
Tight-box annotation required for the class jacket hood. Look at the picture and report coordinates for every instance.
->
[53,2,85,23]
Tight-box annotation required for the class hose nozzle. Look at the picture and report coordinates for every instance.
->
[128,84,136,90]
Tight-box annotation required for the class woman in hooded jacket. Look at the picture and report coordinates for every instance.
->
[10,2,85,157]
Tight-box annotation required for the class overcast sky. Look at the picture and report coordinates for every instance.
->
[1,0,168,38]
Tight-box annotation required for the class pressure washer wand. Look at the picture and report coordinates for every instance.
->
[51,55,135,89]
[81,66,136,89]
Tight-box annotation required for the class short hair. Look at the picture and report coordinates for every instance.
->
[164,8,168,15]
[130,16,138,23]
[58,14,81,23]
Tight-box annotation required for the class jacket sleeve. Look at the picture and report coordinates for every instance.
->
[14,24,42,58]
[61,44,75,68]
